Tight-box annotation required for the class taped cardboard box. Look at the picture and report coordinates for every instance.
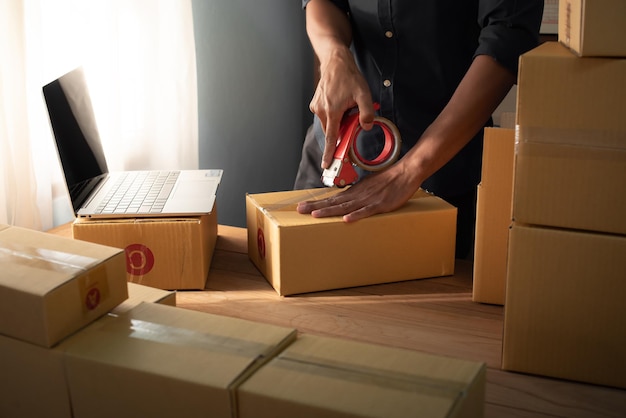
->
[558,0,626,57]
[502,223,626,389]
[72,211,217,290]
[246,188,456,296]
[514,42,626,235]
[60,302,296,418]
[238,333,486,418]
[472,128,515,306]
[0,223,127,348]
[0,281,176,418]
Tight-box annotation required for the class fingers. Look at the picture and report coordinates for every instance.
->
[322,114,342,169]
[355,93,375,131]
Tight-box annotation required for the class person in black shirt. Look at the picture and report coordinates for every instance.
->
[294,0,543,259]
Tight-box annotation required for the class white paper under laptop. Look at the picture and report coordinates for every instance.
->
[43,67,222,219]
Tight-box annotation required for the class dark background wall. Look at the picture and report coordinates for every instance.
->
[192,0,314,227]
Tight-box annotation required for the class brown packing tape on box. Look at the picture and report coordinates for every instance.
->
[62,302,297,418]
[1,225,127,347]
[271,352,469,401]
[515,125,626,150]
[513,137,626,235]
[1,243,112,312]
[238,334,486,418]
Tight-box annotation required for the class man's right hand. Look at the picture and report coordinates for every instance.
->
[305,0,375,169]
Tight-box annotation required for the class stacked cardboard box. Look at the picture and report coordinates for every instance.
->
[472,128,516,305]
[238,333,486,418]
[61,302,298,418]
[0,282,175,418]
[246,188,457,296]
[1,224,487,417]
[502,41,626,389]
[558,0,626,57]
[73,210,218,290]
[0,224,128,418]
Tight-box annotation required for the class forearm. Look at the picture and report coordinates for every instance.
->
[402,54,516,188]
[305,0,352,71]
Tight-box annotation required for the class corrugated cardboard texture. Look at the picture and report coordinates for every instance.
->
[503,224,626,389]
[72,211,217,290]
[516,42,626,134]
[514,42,626,235]
[238,334,486,418]
[513,141,626,235]
[472,128,515,305]
[246,189,456,296]
[559,0,626,57]
[62,302,297,418]
[0,224,127,347]
[0,334,71,418]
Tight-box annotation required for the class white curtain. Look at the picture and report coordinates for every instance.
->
[0,0,198,231]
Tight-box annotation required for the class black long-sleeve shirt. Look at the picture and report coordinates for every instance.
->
[302,0,543,197]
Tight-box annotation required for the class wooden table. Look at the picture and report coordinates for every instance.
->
[49,223,626,417]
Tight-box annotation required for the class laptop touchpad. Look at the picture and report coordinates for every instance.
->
[172,182,203,199]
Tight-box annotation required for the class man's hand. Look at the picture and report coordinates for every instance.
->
[310,50,375,169]
[296,159,420,222]
[305,0,375,169]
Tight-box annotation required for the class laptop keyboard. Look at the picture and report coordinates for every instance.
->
[95,171,180,214]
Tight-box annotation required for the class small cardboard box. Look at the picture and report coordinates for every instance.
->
[558,0,626,57]
[0,281,176,418]
[514,42,626,235]
[238,333,486,418]
[472,128,515,306]
[503,223,626,389]
[0,223,127,347]
[62,302,297,418]
[246,188,456,296]
[72,211,217,290]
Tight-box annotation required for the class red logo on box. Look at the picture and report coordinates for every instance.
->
[257,227,266,260]
[85,287,101,310]
[125,243,155,275]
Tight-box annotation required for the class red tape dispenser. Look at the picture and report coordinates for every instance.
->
[322,104,401,187]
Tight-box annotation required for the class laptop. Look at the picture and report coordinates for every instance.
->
[43,67,223,219]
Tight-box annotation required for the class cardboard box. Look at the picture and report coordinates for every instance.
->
[62,302,297,418]
[559,0,626,57]
[502,223,626,389]
[111,282,176,315]
[72,211,217,290]
[472,128,515,305]
[246,188,456,296]
[514,42,626,235]
[238,333,486,418]
[0,224,128,347]
[0,281,176,418]
[0,334,71,418]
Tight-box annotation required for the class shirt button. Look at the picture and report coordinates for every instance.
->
[383,79,392,87]
[385,30,393,38]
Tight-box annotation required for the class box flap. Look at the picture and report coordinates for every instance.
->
[1,225,121,295]
[248,188,451,228]
[65,302,296,386]
[239,334,485,418]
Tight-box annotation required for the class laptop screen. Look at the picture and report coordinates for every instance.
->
[43,67,109,211]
